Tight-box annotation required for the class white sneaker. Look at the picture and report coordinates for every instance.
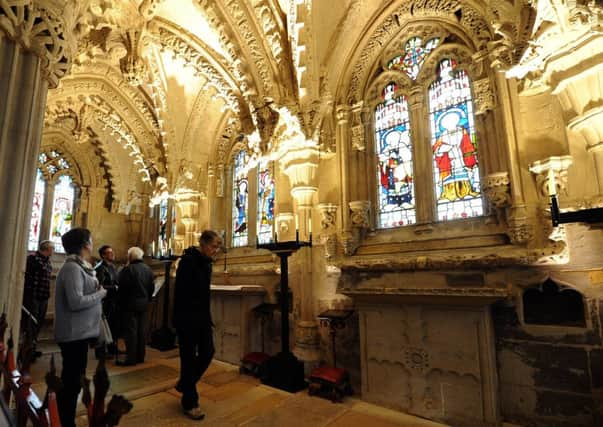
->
[183,407,205,420]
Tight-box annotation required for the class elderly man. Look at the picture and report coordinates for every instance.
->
[117,247,154,366]
[23,240,54,359]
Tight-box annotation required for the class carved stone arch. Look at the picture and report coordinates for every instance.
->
[415,43,484,87]
[227,140,250,167]
[45,92,156,183]
[52,75,161,156]
[337,0,494,104]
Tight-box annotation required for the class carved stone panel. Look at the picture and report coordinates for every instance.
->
[358,302,498,426]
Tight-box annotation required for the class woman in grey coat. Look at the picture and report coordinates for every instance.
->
[54,228,106,427]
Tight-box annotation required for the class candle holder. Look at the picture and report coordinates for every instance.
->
[254,230,312,392]
[550,194,603,227]
[150,253,179,351]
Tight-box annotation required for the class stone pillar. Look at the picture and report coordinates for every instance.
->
[279,141,320,362]
[175,192,200,249]
[0,0,79,333]
[39,179,55,244]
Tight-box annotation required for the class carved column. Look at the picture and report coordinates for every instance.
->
[0,1,79,333]
[174,191,200,251]
[317,203,337,259]
[336,105,355,252]
[39,180,56,244]
[279,142,320,362]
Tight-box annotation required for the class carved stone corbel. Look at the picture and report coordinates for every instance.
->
[317,203,338,259]
[483,172,511,209]
[349,200,370,229]
[529,156,573,199]
[340,229,359,256]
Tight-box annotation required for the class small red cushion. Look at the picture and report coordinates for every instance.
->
[241,352,271,365]
[309,366,347,384]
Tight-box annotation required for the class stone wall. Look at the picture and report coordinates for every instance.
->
[493,297,603,426]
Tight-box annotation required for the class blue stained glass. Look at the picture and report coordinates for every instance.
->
[232,150,249,247]
[429,59,483,221]
[387,37,440,80]
[257,160,275,244]
[375,88,416,228]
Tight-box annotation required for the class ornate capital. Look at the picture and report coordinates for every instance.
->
[483,172,511,209]
[0,1,83,88]
[290,186,317,208]
[472,78,496,115]
[349,200,370,229]
[529,156,573,199]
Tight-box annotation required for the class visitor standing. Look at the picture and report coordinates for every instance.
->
[173,230,222,420]
[22,240,55,359]
[55,228,106,427]
[95,244,119,355]
[117,246,154,366]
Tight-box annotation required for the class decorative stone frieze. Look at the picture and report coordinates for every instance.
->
[483,172,511,209]
[349,200,370,229]
[529,156,573,199]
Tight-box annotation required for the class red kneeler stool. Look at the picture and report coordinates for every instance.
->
[307,309,354,402]
[240,303,278,378]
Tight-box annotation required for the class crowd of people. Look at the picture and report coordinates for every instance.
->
[23,228,222,425]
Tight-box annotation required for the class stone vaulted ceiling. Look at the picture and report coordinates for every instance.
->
[43,0,293,210]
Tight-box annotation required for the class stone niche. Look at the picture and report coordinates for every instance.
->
[343,271,501,427]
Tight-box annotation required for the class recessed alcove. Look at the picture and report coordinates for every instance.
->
[522,279,586,327]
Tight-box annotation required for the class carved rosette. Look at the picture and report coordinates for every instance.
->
[529,156,573,199]
[472,78,496,115]
[349,200,370,229]
[0,1,80,88]
[317,203,338,259]
[483,172,511,209]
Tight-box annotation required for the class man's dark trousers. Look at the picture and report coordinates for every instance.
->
[177,324,214,410]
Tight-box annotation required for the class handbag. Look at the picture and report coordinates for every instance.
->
[99,314,113,345]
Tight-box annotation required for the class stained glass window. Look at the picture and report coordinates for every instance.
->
[39,150,70,179]
[257,160,275,244]
[49,175,75,253]
[429,58,483,221]
[232,150,249,247]
[387,37,440,80]
[158,199,168,257]
[28,170,45,251]
[375,83,416,228]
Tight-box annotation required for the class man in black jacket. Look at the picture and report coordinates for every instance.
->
[117,247,155,365]
[95,245,119,355]
[173,230,222,421]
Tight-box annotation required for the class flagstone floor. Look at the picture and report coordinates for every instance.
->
[29,343,447,427]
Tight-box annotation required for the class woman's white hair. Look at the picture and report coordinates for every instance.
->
[127,246,144,261]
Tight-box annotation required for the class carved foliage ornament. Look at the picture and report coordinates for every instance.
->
[0,1,77,87]
[472,78,497,115]
[483,172,511,209]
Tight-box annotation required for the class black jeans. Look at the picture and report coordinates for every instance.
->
[123,310,148,363]
[177,325,214,410]
[58,339,90,427]
[23,296,48,348]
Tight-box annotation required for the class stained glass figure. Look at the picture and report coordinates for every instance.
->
[375,83,416,228]
[387,37,440,80]
[39,153,48,163]
[232,150,249,247]
[49,175,75,253]
[429,58,483,221]
[28,170,45,251]
[158,199,168,256]
[257,160,275,244]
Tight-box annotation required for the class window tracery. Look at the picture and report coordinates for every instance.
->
[373,34,485,228]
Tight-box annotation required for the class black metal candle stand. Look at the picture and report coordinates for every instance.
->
[255,232,311,393]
